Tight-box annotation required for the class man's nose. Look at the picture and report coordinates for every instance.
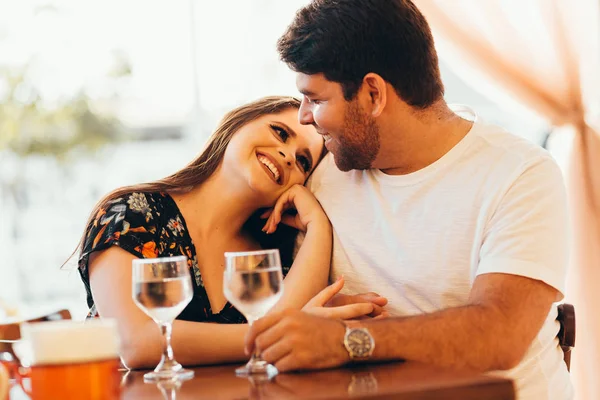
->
[298,101,314,125]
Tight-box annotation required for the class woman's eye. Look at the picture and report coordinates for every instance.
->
[297,156,311,173]
[270,124,289,142]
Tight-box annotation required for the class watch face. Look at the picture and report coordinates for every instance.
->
[345,329,373,358]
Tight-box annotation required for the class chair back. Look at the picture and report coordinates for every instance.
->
[0,309,72,360]
[556,303,575,372]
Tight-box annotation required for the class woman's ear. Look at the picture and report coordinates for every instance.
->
[362,73,387,118]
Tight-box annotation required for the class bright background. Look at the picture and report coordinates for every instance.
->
[0,0,548,319]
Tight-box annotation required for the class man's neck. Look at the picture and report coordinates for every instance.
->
[375,100,474,175]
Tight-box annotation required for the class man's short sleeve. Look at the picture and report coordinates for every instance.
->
[477,156,569,299]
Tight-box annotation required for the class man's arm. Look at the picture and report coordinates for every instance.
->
[246,272,557,372]
[361,272,557,371]
[247,151,568,373]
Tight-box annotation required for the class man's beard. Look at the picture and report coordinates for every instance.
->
[333,100,380,172]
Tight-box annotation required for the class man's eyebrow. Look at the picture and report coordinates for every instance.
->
[298,89,318,97]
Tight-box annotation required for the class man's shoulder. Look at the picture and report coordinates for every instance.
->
[467,122,565,210]
[470,121,552,163]
[467,121,558,177]
[306,153,343,191]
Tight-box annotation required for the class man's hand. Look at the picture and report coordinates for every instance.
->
[245,309,349,372]
[302,276,389,320]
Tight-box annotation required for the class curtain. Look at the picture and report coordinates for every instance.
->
[414,1,600,399]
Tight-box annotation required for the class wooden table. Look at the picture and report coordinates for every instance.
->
[120,361,515,399]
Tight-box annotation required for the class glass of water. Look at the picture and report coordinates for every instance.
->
[223,249,283,378]
[132,255,194,382]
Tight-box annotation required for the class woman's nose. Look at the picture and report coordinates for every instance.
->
[278,150,293,167]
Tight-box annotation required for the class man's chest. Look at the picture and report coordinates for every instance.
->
[318,183,491,314]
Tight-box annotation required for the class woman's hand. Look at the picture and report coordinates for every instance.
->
[303,277,389,320]
[262,184,329,233]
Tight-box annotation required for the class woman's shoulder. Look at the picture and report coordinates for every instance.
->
[95,193,157,229]
[81,191,171,258]
[102,191,174,222]
[121,191,170,213]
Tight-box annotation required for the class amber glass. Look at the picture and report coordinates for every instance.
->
[4,358,121,400]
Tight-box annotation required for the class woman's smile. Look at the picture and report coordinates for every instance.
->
[256,152,283,185]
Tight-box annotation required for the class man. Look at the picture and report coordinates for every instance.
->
[246,0,572,399]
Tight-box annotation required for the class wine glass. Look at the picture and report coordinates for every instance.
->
[132,255,194,382]
[223,249,283,378]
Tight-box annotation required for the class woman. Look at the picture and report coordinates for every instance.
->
[77,96,382,370]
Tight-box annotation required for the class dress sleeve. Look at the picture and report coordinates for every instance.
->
[78,192,162,281]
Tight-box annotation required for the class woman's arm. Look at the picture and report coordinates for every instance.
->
[261,185,332,312]
[275,217,332,310]
[89,246,247,369]
[89,185,378,369]
[263,185,388,318]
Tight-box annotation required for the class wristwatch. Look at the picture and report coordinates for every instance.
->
[343,325,375,360]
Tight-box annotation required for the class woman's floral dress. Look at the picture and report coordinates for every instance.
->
[78,192,247,323]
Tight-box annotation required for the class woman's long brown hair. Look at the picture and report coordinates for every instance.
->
[71,96,307,268]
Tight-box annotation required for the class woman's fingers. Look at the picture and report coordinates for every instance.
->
[303,284,390,320]
[263,190,295,233]
[279,214,301,230]
[262,200,287,233]
[360,292,388,306]
[351,293,388,307]
[262,185,325,233]
[373,311,390,320]
[260,209,273,219]
[370,297,388,307]
[315,303,375,320]
[303,276,344,309]
[327,292,389,310]
[367,303,386,317]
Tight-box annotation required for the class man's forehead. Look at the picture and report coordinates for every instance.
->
[296,73,327,93]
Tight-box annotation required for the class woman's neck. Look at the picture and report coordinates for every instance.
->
[170,172,261,244]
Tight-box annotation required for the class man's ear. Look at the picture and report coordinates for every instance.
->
[362,73,387,118]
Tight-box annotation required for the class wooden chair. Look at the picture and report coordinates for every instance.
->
[0,309,72,360]
[556,303,575,371]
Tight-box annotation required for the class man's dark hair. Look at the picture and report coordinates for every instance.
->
[277,0,444,108]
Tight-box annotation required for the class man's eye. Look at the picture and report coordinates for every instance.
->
[270,124,289,142]
[304,96,320,105]
[297,156,311,173]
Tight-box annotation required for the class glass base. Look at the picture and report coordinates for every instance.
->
[143,368,194,383]
[235,359,278,380]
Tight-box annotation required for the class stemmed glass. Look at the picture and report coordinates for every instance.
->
[223,249,283,378]
[132,255,194,382]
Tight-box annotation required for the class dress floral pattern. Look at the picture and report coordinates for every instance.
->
[78,192,246,323]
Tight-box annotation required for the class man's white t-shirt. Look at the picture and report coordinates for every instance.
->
[304,115,573,399]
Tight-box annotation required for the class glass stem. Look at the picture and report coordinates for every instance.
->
[249,349,262,363]
[247,318,263,363]
[158,322,176,370]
